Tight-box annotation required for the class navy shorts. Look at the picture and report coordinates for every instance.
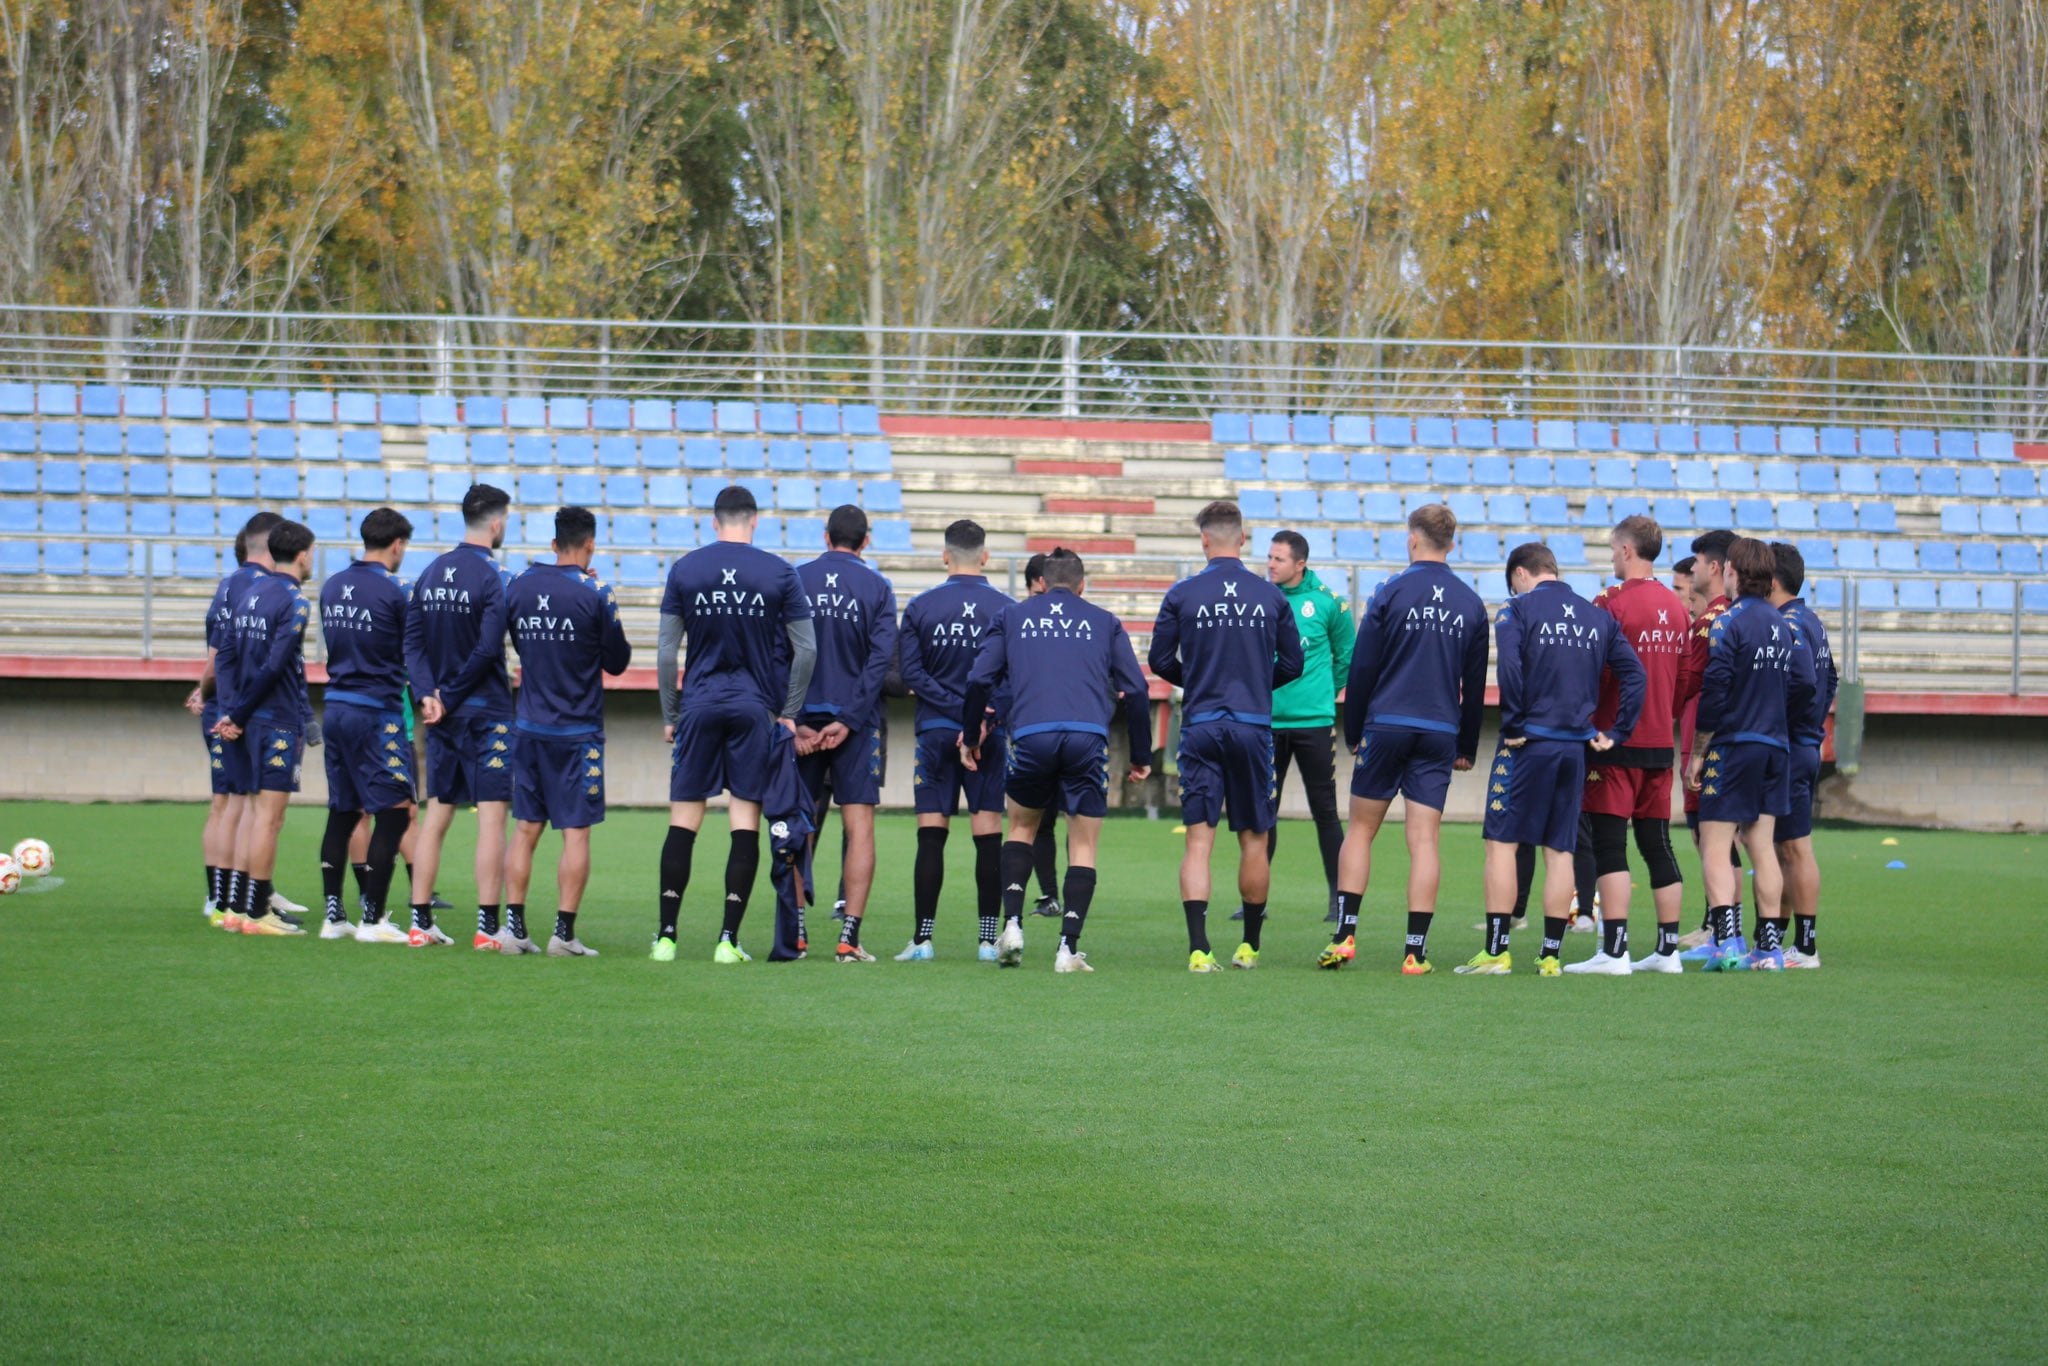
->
[203,703,254,796]
[912,727,1008,816]
[1481,738,1585,851]
[1350,725,1457,811]
[797,716,884,806]
[1176,721,1277,833]
[1777,745,1821,841]
[323,703,415,814]
[513,734,606,829]
[242,720,306,795]
[671,700,779,803]
[426,712,513,805]
[1006,731,1110,819]
[1698,740,1790,826]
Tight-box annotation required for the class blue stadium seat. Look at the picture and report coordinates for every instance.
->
[772,478,815,512]
[1323,489,1361,521]
[2020,506,2048,536]
[1238,489,1278,520]
[1815,502,1856,532]
[303,467,343,501]
[1894,578,1936,610]
[863,479,904,513]
[1600,421,1647,453]
[1778,500,1817,531]
[1980,580,2015,612]
[1362,491,1404,523]
[2003,543,2042,574]
[1389,454,1428,484]
[426,470,465,504]
[341,431,381,463]
[662,399,707,433]
[1960,466,1998,497]
[168,503,211,538]
[1734,499,1772,530]
[297,390,339,424]
[254,465,298,502]
[1446,492,1485,525]
[39,421,78,454]
[1432,453,1470,484]
[1738,425,1777,455]
[852,441,893,474]
[384,470,426,504]
[1757,461,1797,493]
[2026,583,2048,614]
[1249,413,1290,444]
[1577,420,1619,452]
[1461,530,1502,564]
[80,385,126,420]
[767,440,807,473]
[1857,427,1897,458]
[1293,413,1331,445]
[87,541,130,576]
[631,399,672,431]
[1373,415,1412,447]
[605,473,646,507]
[427,510,461,542]
[842,405,882,437]
[610,513,652,548]
[510,434,551,467]
[591,398,630,431]
[1980,504,2019,536]
[1331,415,1372,446]
[1918,465,1959,496]
[1999,466,2036,497]
[1453,418,1491,448]
[84,502,124,536]
[1684,495,1725,531]
[167,543,215,579]
[537,396,583,430]
[1545,532,1586,565]
[1875,465,1916,496]
[1530,494,1570,525]
[1858,502,1898,532]
[792,403,840,437]
[1334,529,1373,560]
[1594,457,1631,489]
[1535,420,1575,450]
[1487,493,1526,524]
[128,463,167,496]
[209,428,251,460]
[680,437,720,471]
[0,421,32,454]
[1611,494,1650,520]
[1939,505,1978,535]
[1223,448,1263,483]
[870,520,912,553]
[1836,538,1877,570]
[612,553,659,587]
[1780,426,1818,456]
[1797,537,1835,570]
[83,461,124,495]
[1471,454,1511,485]
[1811,578,1844,610]
[82,423,122,456]
[248,428,288,461]
[643,474,687,509]
[1817,427,1858,457]
[211,388,251,421]
[1877,540,1918,572]
[1798,463,1837,494]
[1899,429,1936,459]
[1938,430,1976,461]
[1693,425,1734,455]
[1637,458,1675,491]
[163,387,205,420]
[1959,542,1999,574]
[1939,580,1977,610]
[467,432,507,465]
[40,497,81,534]
[1580,494,1610,525]
[1252,450,1295,482]
[0,382,32,414]
[689,476,724,508]
[1838,463,1879,495]
[1855,577,1895,609]
[1651,496,1691,527]
[1302,450,1344,483]
[782,518,826,553]
[794,439,841,475]
[1660,424,1700,453]
[807,478,853,511]
[636,437,678,471]
[1552,456,1592,488]
[425,433,466,465]
[1674,460,1715,492]
[1495,419,1535,450]
[1374,530,1405,559]
[1349,452,1387,483]
[1978,430,2016,461]
[0,499,33,531]
[654,514,696,548]
[598,436,638,469]
[28,383,72,416]
[517,472,558,505]
[122,425,166,459]
[216,466,255,500]
[492,395,540,429]
[1279,489,1320,521]
[1513,455,1552,486]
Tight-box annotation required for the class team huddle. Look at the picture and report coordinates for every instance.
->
[189,483,1835,975]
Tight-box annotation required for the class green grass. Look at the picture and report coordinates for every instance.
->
[1,803,2043,1362]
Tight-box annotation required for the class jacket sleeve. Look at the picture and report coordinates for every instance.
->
[1325,585,1354,700]
[1458,607,1490,762]
[1146,589,1184,687]
[1604,616,1646,743]
[1678,611,1711,704]
[402,577,435,700]
[1787,622,1819,737]
[1494,604,1527,739]
[850,584,898,727]
[957,610,1008,741]
[1342,593,1384,751]
[898,600,963,717]
[229,594,308,727]
[1111,624,1155,768]
[598,584,632,676]
[1696,618,1734,736]
[437,571,506,712]
[1271,599,1305,689]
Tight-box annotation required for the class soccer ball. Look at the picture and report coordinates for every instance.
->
[10,838,51,877]
[0,853,19,896]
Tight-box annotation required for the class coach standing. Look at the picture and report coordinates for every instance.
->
[1263,531,1353,923]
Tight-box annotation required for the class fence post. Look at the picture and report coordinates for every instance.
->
[1061,332,1081,420]
[599,323,613,394]
[433,319,453,394]
[140,546,154,661]
[1843,578,1860,685]
[2012,587,2024,696]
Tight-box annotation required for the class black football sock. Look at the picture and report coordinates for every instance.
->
[1183,900,1210,955]
[659,826,695,940]
[721,830,759,941]
[1753,910,1765,945]
[1793,914,1816,956]
[1059,866,1097,952]
[506,902,527,940]
[1758,917,1786,953]
[1405,910,1433,962]
[1712,902,1740,944]
[1603,917,1629,959]
[840,912,864,949]
[1656,923,1679,955]
[1541,915,1566,960]
[554,910,576,943]
[1512,842,1536,920]
[223,868,244,917]
[363,807,407,924]
[1241,901,1267,952]
[973,830,1002,925]
[411,902,432,931]
[477,903,500,937]
[205,864,221,909]
[1333,890,1359,943]
[351,861,373,902]
[999,839,1033,927]
[320,809,354,922]
[252,878,274,922]
[914,826,948,941]
[1486,913,1512,956]
[1032,820,1058,900]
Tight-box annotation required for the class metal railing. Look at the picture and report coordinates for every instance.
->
[1,306,2044,436]
[1,534,2041,694]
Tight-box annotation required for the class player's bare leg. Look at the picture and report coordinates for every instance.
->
[1324,794,1391,963]
[505,819,543,908]
[1178,820,1218,959]
[1400,801,1445,968]
[1460,838,1524,973]
[202,793,238,919]
[408,799,457,933]
[474,800,510,908]
[1050,812,1104,970]
[234,789,296,933]
[1776,834,1820,964]
[834,804,876,960]
[709,797,763,955]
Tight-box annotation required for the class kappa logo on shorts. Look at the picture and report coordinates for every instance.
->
[384,723,399,735]
[1490,799,1504,811]
[1588,770,1602,783]
[1703,784,1718,795]
[492,740,507,752]
[585,765,602,777]
[388,757,405,769]
[487,757,505,769]
[269,755,287,769]
[385,741,401,752]
[273,738,290,752]
[1704,766,1719,779]
[586,748,600,761]
[587,784,600,795]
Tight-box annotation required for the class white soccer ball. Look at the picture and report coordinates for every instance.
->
[0,853,19,895]
[10,838,51,877]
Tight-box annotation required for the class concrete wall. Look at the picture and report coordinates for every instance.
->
[2,679,2042,832]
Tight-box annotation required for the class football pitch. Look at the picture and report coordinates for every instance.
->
[1,802,2042,1362]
